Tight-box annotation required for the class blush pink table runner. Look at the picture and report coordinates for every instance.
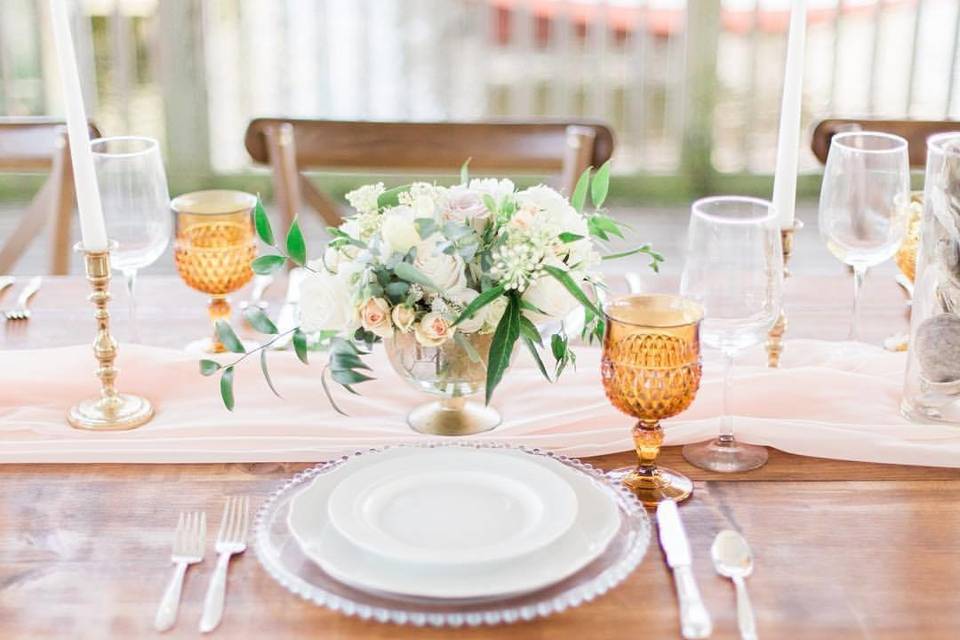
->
[2,339,958,465]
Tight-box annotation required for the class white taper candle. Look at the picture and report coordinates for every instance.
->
[771,0,807,229]
[49,0,108,251]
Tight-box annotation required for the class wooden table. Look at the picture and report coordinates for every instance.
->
[2,274,958,640]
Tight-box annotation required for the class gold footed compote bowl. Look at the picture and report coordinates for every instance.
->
[601,294,704,506]
[172,190,257,353]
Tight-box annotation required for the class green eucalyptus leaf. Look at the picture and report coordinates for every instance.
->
[293,328,309,364]
[518,315,542,347]
[394,262,439,291]
[591,160,611,209]
[321,365,349,416]
[454,331,483,364]
[415,218,438,239]
[199,359,221,376]
[460,157,471,185]
[377,184,410,208]
[482,193,498,214]
[260,349,282,398]
[243,307,278,334]
[522,335,552,383]
[215,321,246,354]
[384,281,410,302]
[551,333,567,361]
[220,366,235,411]
[485,295,521,405]
[330,351,372,372]
[542,265,601,318]
[254,196,274,245]
[571,166,591,213]
[251,254,286,275]
[453,284,504,326]
[285,217,307,265]
[331,369,376,386]
[558,232,584,244]
[588,214,624,240]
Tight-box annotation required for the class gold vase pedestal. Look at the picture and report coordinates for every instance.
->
[67,243,154,431]
[766,219,803,368]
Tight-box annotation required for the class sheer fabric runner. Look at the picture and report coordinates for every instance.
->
[2,340,957,465]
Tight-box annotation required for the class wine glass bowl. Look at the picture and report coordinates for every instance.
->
[818,131,911,341]
[601,294,703,506]
[172,190,257,353]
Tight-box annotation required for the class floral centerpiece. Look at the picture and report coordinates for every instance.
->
[201,162,662,433]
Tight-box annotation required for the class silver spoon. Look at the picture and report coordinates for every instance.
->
[711,529,757,640]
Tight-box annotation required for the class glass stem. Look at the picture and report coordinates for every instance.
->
[123,268,139,343]
[719,349,736,444]
[849,265,867,342]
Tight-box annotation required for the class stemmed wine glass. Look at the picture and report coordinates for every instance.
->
[91,136,171,342]
[818,131,910,341]
[679,196,783,472]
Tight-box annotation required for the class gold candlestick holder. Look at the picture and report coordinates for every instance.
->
[67,242,154,431]
[766,219,803,368]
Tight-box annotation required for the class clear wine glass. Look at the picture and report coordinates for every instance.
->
[818,131,910,341]
[679,196,783,472]
[91,136,171,342]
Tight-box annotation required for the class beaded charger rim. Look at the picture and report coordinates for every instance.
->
[252,442,652,627]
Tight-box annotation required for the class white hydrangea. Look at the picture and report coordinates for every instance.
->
[345,182,385,215]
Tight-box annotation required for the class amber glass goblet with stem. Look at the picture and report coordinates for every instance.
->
[601,294,704,506]
[172,190,257,353]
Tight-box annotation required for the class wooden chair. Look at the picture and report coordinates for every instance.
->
[243,119,615,229]
[812,118,960,168]
[0,118,102,274]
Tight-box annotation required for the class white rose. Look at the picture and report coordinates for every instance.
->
[515,184,588,237]
[380,206,420,256]
[446,287,485,333]
[469,178,515,206]
[391,304,416,333]
[521,261,583,324]
[299,269,359,334]
[481,295,508,333]
[345,183,384,214]
[359,297,393,338]
[414,240,466,292]
[415,311,452,347]
[443,185,489,224]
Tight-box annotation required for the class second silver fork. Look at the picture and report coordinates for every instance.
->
[4,276,42,321]
[155,511,206,632]
[199,496,250,633]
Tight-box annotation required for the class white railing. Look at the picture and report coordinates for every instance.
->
[1,0,959,178]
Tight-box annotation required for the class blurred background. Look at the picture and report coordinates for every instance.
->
[1,0,957,274]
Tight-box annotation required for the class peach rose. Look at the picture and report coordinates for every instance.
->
[391,304,416,334]
[360,297,393,338]
[415,311,452,347]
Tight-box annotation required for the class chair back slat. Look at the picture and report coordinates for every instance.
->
[812,118,960,168]
[245,119,614,175]
[0,118,101,171]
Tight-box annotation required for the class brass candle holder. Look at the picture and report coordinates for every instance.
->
[766,219,803,368]
[67,242,154,431]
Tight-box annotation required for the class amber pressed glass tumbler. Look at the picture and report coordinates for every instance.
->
[601,294,703,506]
[172,190,256,353]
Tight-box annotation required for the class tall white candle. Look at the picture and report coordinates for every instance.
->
[771,0,807,230]
[49,0,108,251]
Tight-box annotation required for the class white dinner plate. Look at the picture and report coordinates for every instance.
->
[326,448,578,566]
[287,446,622,599]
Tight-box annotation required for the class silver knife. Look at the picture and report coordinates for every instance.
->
[270,268,305,349]
[658,499,713,639]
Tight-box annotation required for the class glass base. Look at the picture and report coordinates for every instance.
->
[682,436,768,473]
[608,466,693,507]
[68,393,154,431]
[407,399,501,436]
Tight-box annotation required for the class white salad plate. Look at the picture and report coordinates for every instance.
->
[287,446,621,599]
[325,447,579,566]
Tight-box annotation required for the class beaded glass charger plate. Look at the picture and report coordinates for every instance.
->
[254,443,652,627]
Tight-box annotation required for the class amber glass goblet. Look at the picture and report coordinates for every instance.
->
[172,190,256,353]
[601,294,704,506]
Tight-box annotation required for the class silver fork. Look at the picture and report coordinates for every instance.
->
[240,274,274,313]
[155,511,207,632]
[199,496,250,633]
[4,276,42,321]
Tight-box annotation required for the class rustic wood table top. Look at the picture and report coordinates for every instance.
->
[2,273,958,640]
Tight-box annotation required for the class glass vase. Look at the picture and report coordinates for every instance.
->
[902,133,960,424]
[385,331,501,436]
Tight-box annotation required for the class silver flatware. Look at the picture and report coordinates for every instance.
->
[895,273,914,300]
[712,529,757,640]
[271,268,305,350]
[240,274,274,313]
[657,500,712,639]
[4,276,42,321]
[0,276,15,296]
[199,496,250,633]
[155,511,206,632]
